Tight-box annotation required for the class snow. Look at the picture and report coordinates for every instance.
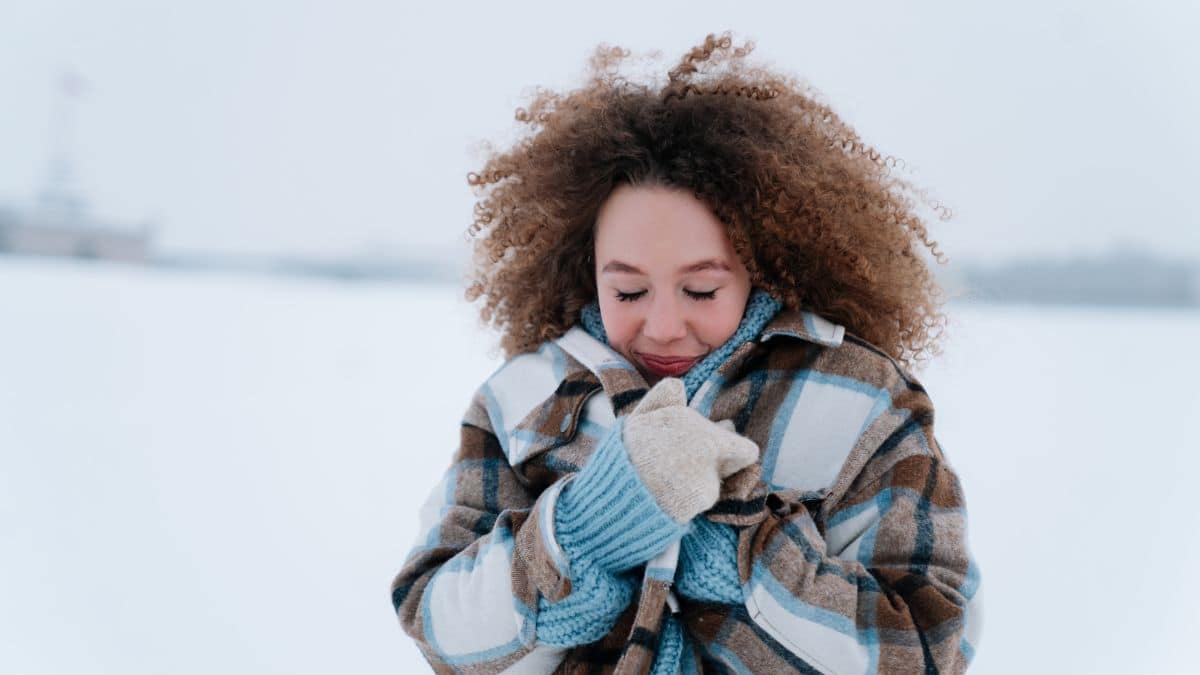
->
[1,256,1197,674]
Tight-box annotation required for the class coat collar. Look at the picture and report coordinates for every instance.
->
[558,307,844,374]
[554,328,649,416]
[759,308,846,348]
[492,308,846,466]
[553,308,845,416]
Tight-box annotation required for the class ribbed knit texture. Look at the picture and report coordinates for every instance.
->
[676,516,742,604]
[554,419,690,571]
[580,288,782,400]
[537,419,690,647]
[680,633,700,675]
[535,561,637,647]
[580,288,782,673]
[650,615,685,675]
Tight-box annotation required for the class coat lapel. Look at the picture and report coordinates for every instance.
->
[555,327,650,417]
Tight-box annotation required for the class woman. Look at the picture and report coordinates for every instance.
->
[390,33,982,674]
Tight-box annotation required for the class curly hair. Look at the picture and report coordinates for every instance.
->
[464,32,952,370]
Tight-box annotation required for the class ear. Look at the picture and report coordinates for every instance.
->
[631,378,686,415]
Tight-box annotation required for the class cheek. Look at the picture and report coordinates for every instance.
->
[698,298,747,344]
[598,300,637,348]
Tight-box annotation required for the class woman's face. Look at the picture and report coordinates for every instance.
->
[593,183,753,385]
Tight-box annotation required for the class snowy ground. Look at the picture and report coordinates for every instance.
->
[1,256,1197,674]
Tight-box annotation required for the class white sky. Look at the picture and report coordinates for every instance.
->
[1,0,1197,264]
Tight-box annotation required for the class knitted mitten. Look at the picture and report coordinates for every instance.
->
[552,377,759,573]
[623,378,759,523]
[539,379,758,647]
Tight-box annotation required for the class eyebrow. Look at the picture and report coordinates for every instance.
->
[600,259,731,275]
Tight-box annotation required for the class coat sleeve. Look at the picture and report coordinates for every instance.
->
[388,388,642,674]
[729,386,983,675]
[675,371,983,674]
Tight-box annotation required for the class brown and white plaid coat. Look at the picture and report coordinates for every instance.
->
[390,309,982,673]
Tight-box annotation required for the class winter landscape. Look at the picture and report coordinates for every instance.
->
[2,256,1197,673]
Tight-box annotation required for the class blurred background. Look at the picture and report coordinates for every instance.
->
[1,1,1197,673]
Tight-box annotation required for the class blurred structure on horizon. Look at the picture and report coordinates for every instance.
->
[0,70,153,262]
[0,208,152,262]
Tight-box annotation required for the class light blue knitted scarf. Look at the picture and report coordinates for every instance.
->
[579,288,781,674]
[580,288,782,400]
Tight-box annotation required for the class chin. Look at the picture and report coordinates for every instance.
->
[638,368,665,383]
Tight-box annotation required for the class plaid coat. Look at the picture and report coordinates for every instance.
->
[390,308,983,674]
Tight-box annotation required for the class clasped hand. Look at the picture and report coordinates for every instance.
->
[623,377,760,523]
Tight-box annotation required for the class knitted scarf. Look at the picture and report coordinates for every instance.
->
[580,288,782,674]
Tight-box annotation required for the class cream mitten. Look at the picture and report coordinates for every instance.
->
[623,378,759,523]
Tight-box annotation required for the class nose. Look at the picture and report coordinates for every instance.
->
[641,293,688,343]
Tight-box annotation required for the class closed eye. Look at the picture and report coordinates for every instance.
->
[615,289,718,302]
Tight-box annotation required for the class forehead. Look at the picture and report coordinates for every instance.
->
[593,184,734,263]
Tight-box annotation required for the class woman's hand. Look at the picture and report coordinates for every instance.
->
[623,377,760,523]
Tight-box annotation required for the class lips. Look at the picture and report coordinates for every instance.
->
[637,352,703,377]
